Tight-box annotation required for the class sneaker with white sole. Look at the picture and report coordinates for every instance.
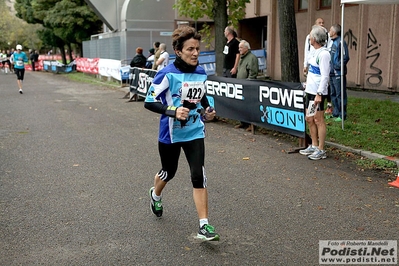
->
[19,89,23,94]
[149,187,163,217]
[299,145,316,156]
[197,224,220,241]
[325,104,333,115]
[308,148,327,160]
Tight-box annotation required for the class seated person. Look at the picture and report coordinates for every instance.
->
[130,47,147,68]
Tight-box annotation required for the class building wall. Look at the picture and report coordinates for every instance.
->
[268,0,398,92]
[85,0,176,62]
[84,0,398,92]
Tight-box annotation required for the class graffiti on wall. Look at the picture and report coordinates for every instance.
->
[366,28,383,87]
[344,29,358,51]
[344,28,383,87]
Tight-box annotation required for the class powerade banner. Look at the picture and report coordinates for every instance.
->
[130,67,305,138]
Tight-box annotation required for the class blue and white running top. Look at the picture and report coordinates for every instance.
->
[305,47,330,95]
[12,52,28,69]
[145,63,208,144]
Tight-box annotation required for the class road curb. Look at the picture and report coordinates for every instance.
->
[326,141,399,168]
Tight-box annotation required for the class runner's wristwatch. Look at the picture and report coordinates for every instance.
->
[317,92,322,96]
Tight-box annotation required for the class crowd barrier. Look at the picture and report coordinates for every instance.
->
[42,60,76,73]
[75,58,99,74]
[1,61,44,72]
[129,67,305,138]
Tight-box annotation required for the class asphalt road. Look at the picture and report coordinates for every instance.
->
[1,71,398,265]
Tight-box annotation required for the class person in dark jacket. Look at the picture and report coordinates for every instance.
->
[30,50,39,71]
[130,47,147,68]
[328,24,350,122]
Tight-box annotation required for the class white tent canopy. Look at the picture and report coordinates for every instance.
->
[341,0,399,4]
[338,0,399,129]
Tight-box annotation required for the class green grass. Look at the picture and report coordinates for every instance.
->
[66,72,122,87]
[355,158,397,170]
[326,97,399,158]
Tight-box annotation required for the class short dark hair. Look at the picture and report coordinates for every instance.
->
[154,42,160,48]
[172,26,201,51]
[332,24,342,37]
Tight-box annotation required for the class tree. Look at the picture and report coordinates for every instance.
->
[0,0,42,51]
[15,0,102,63]
[277,0,300,82]
[174,0,250,76]
[44,0,102,61]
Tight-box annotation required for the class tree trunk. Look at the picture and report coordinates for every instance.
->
[67,43,73,62]
[213,0,228,76]
[277,0,300,82]
[59,46,67,65]
[77,43,83,58]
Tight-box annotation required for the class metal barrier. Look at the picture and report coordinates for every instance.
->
[42,60,76,73]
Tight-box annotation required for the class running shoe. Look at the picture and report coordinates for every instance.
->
[308,148,327,160]
[19,89,23,94]
[197,224,220,241]
[299,145,316,155]
[324,104,333,115]
[149,187,163,217]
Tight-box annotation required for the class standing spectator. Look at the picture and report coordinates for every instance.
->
[156,43,169,71]
[329,24,350,122]
[34,51,39,69]
[222,26,240,78]
[303,18,331,75]
[0,50,7,73]
[5,50,12,73]
[9,48,15,73]
[303,18,333,115]
[30,50,39,71]
[152,41,161,70]
[10,44,29,94]
[299,26,330,160]
[29,49,33,67]
[145,48,155,69]
[144,25,219,241]
[235,40,259,131]
[236,40,259,80]
[130,47,147,68]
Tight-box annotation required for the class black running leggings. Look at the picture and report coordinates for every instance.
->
[15,68,25,81]
[157,138,207,189]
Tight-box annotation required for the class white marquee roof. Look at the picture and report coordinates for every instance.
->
[341,0,399,4]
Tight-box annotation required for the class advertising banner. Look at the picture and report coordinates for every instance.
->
[75,58,99,74]
[98,59,121,81]
[129,67,305,138]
